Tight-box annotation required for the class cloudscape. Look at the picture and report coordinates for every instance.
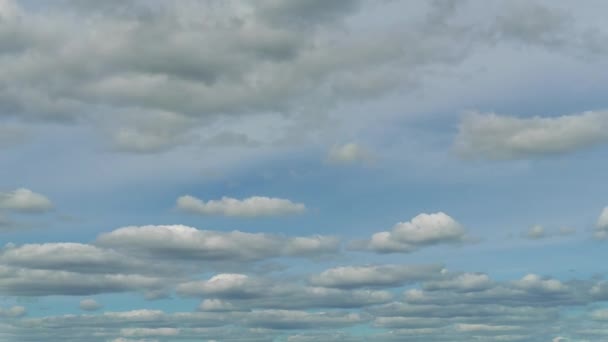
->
[1,1,608,341]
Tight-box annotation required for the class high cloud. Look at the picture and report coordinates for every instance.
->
[455,111,608,160]
[176,195,306,217]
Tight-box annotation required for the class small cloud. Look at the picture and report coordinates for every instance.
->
[594,206,608,240]
[524,225,546,240]
[352,212,469,254]
[326,142,373,165]
[0,188,53,213]
[176,195,306,217]
[79,298,102,311]
[0,305,26,318]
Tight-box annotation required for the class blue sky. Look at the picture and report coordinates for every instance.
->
[2,1,608,341]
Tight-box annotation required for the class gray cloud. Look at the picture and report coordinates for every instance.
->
[79,298,102,311]
[178,273,392,310]
[326,142,373,165]
[176,195,306,217]
[309,264,443,289]
[594,206,608,239]
[96,224,339,261]
[1,0,602,153]
[455,111,608,160]
[0,188,52,213]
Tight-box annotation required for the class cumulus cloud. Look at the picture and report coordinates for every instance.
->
[0,0,597,153]
[177,273,392,310]
[326,143,373,165]
[594,206,608,239]
[96,225,338,261]
[455,111,608,160]
[176,195,306,217]
[80,298,102,311]
[309,264,443,289]
[353,212,468,253]
[423,272,494,292]
[0,188,52,213]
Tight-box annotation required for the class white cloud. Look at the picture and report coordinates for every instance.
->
[326,143,372,165]
[79,298,101,311]
[423,273,493,292]
[309,264,442,288]
[121,328,179,337]
[177,273,392,310]
[595,207,608,239]
[455,323,519,332]
[513,274,567,293]
[455,110,608,160]
[0,188,52,213]
[354,212,468,253]
[525,225,546,240]
[176,195,306,217]
[96,225,338,261]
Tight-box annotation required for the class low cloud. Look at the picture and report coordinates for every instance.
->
[96,225,338,261]
[309,264,443,289]
[595,206,608,240]
[455,110,608,160]
[352,212,469,253]
[176,195,306,217]
[0,188,53,213]
[80,298,102,311]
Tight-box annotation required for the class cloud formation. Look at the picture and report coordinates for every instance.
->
[595,206,608,239]
[0,188,52,213]
[354,212,468,253]
[455,111,608,160]
[176,195,306,217]
[96,225,338,261]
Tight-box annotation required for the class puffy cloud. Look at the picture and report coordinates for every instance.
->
[513,274,567,293]
[455,111,608,160]
[326,143,372,165]
[96,225,338,261]
[0,188,52,213]
[242,310,367,330]
[79,298,102,311]
[176,195,306,217]
[177,273,392,310]
[353,212,468,253]
[309,264,443,289]
[0,0,596,154]
[423,273,494,292]
[0,265,164,296]
[595,206,608,239]
[0,243,159,275]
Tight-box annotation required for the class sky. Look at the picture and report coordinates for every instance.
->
[1,0,608,341]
